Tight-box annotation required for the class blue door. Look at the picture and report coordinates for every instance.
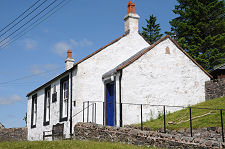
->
[107,83,114,126]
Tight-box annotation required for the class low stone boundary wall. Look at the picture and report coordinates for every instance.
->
[74,123,225,149]
[0,127,27,142]
[205,78,225,100]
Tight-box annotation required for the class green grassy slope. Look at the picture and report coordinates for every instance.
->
[0,140,160,149]
[142,97,225,130]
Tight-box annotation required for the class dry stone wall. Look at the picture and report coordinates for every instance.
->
[0,127,27,142]
[205,78,225,100]
[74,122,225,149]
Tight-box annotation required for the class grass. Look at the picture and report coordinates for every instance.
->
[141,96,225,130]
[0,140,160,149]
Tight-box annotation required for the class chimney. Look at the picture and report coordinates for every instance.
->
[124,1,140,33]
[65,49,74,71]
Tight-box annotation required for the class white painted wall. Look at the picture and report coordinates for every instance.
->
[27,32,150,140]
[120,38,210,125]
[27,72,73,141]
[73,32,150,126]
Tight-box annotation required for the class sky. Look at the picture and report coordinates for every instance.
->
[0,0,178,128]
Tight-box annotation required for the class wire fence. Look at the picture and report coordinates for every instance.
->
[82,101,225,142]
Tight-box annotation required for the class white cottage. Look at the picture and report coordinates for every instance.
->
[26,1,212,141]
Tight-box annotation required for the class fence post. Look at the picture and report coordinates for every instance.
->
[163,106,166,133]
[220,109,224,142]
[95,103,97,123]
[87,101,89,122]
[103,102,105,126]
[189,107,193,137]
[83,102,84,122]
[141,104,143,130]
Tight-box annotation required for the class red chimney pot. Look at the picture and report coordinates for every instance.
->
[67,49,72,58]
[128,1,135,14]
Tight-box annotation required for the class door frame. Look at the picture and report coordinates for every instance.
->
[104,78,116,126]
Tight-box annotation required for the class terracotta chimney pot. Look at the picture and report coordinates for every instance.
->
[67,49,72,58]
[128,1,135,14]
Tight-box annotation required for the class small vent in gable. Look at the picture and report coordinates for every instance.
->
[165,46,170,54]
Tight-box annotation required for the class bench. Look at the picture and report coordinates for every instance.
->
[43,123,64,141]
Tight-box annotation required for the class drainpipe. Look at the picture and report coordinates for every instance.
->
[70,69,73,138]
[119,70,123,127]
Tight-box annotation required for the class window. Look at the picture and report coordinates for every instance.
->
[60,76,69,122]
[63,81,69,117]
[31,94,37,128]
[52,85,57,103]
[44,86,51,126]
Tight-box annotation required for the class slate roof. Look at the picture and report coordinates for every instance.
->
[103,35,212,79]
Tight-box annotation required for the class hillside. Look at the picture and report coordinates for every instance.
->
[142,97,225,130]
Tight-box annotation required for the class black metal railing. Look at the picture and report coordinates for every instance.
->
[82,101,225,142]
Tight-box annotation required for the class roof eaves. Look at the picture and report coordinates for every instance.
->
[26,66,76,97]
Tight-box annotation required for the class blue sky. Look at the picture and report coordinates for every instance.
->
[0,0,178,128]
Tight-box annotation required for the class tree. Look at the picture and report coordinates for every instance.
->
[141,14,163,44]
[168,0,225,71]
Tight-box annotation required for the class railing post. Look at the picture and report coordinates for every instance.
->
[163,106,166,133]
[95,103,97,123]
[103,102,105,126]
[87,101,89,122]
[220,109,224,142]
[83,102,84,122]
[189,107,193,137]
[141,104,143,130]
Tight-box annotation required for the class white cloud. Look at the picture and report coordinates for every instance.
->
[0,95,23,105]
[54,42,70,57]
[30,64,59,75]
[53,38,93,57]
[24,39,37,50]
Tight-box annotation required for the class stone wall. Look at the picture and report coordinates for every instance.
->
[0,127,27,142]
[205,78,225,100]
[74,122,225,149]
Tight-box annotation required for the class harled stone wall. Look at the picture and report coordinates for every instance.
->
[205,78,225,100]
[0,127,27,142]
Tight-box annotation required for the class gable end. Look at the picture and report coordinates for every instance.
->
[116,35,212,79]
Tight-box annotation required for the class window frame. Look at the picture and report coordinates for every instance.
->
[60,75,69,122]
[31,94,37,128]
[43,86,51,126]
